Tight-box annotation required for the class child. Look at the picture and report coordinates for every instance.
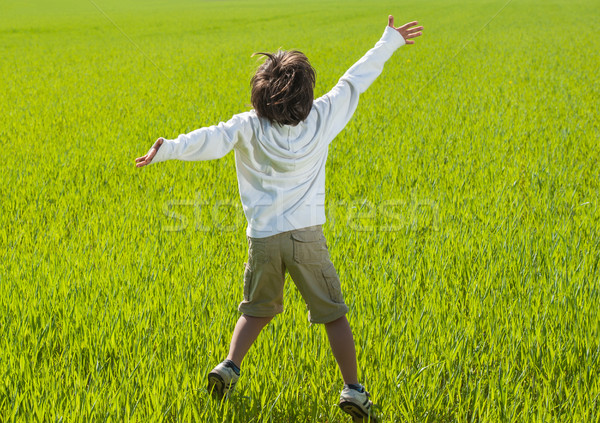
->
[136,15,422,421]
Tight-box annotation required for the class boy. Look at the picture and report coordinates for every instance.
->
[136,16,422,421]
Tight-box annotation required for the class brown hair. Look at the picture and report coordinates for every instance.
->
[251,50,316,126]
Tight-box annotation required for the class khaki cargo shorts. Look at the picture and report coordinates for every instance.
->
[238,225,348,324]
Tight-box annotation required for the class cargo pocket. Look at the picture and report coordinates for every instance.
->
[321,262,343,303]
[243,263,253,301]
[291,230,326,264]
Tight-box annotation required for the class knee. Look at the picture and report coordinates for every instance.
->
[324,315,347,328]
[242,314,274,325]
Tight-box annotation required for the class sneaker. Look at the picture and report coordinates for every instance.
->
[207,361,239,399]
[339,384,378,422]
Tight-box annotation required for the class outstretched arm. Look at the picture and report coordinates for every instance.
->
[134,111,254,167]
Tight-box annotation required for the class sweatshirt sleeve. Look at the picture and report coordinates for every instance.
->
[313,26,405,143]
[150,111,254,164]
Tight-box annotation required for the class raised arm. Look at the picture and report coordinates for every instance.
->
[313,16,423,143]
[135,111,254,167]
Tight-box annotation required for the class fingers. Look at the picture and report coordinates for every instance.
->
[390,18,423,44]
[397,21,423,44]
[400,21,419,30]
[136,138,163,168]
[407,25,424,33]
[135,155,149,167]
[405,28,423,39]
[135,152,152,167]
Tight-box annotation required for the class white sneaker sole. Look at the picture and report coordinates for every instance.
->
[339,401,378,422]
[207,372,228,399]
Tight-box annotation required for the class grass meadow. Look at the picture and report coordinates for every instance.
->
[1,0,599,421]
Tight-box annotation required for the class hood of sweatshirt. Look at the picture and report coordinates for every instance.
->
[247,108,328,174]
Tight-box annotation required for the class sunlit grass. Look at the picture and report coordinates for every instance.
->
[1,0,599,421]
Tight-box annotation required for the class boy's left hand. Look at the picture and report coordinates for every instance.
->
[388,16,423,44]
[135,138,164,167]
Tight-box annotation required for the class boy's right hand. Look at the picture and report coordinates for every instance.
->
[135,137,164,167]
[388,16,423,44]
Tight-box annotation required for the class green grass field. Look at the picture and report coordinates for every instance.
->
[1,0,599,421]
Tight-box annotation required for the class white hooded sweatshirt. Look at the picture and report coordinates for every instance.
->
[151,26,405,238]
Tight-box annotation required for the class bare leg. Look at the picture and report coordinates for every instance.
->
[325,315,359,385]
[226,314,273,367]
